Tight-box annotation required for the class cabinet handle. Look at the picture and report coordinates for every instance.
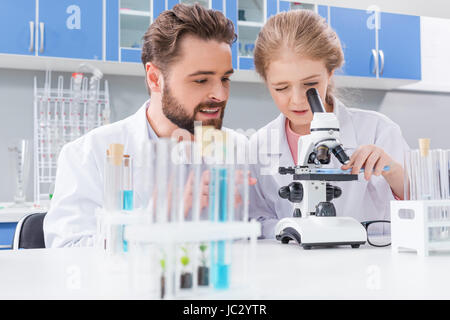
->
[371,49,378,75]
[28,21,35,52]
[379,49,385,76]
[39,22,45,53]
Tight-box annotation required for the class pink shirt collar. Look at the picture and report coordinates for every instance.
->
[285,118,301,165]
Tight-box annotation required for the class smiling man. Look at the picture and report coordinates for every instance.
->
[142,4,236,137]
[44,4,248,248]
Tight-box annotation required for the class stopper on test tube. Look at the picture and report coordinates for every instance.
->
[123,154,130,168]
[195,125,216,158]
[109,143,124,165]
[419,138,430,157]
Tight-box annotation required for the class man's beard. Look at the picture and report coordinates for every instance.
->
[161,84,225,135]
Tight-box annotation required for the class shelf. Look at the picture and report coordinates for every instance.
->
[427,221,450,228]
[119,8,151,17]
[237,20,264,27]
[428,241,450,250]
[395,81,450,94]
[0,54,424,90]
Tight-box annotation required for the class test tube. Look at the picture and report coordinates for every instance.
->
[155,139,177,223]
[197,242,210,287]
[122,154,133,252]
[122,155,134,211]
[412,139,433,201]
[214,166,231,290]
[140,140,157,219]
[104,144,124,211]
[206,129,231,290]
[71,73,83,140]
[103,144,124,253]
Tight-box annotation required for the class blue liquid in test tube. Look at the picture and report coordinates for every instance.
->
[209,167,230,290]
[123,190,134,210]
[122,155,134,252]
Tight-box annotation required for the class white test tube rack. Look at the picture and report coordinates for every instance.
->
[33,70,111,203]
[95,208,261,299]
[391,200,450,256]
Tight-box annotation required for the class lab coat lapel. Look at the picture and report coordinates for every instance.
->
[334,98,357,150]
[262,113,294,190]
[123,101,158,209]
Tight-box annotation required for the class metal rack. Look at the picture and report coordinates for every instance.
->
[33,69,111,203]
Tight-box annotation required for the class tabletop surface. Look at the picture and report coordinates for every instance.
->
[0,202,48,223]
[0,240,449,299]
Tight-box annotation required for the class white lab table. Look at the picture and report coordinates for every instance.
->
[0,201,49,250]
[0,202,48,223]
[1,240,450,299]
[0,202,48,250]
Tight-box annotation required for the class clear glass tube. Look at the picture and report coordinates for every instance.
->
[140,140,156,217]
[103,150,123,211]
[8,139,32,205]
[155,139,176,223]
[122,155,134,211]
[71,73,83,140]
[406,148,450,241]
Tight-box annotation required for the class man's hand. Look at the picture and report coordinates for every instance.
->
[183,169,257,217]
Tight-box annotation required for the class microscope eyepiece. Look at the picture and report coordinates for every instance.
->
[306,88,326,113]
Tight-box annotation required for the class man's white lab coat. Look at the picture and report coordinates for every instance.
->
[44,101,246,247]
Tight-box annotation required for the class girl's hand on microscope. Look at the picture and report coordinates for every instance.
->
[341,144,393,181]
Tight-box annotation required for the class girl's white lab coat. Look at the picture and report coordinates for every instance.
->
[249,98,410,239]
[44,101,246,248]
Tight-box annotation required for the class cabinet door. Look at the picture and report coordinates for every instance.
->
[0,223,17,250]
[330,7,377,78]
[119,0,151,63]
[38,0,103,60]
[106,0,119,61]
[378,12,421,80]
[0,0,36,56]
[278,2,328,23]
[227,0,238,69]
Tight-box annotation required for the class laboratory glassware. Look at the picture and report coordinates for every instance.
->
[33,70,110,203]
[8,139,32,205]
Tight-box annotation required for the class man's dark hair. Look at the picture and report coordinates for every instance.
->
[141,3,236,73]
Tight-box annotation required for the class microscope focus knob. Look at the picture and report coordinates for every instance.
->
[326,184,342,201]
[278,182,303,203]
[278,186,291,199]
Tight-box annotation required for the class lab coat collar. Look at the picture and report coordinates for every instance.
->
[333,97,358,150]
[123,100,155,167]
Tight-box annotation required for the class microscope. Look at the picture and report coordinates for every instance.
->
[274,88,367,249]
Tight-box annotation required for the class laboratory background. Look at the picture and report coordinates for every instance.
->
[2,0,450,203]
[1,0,450,300]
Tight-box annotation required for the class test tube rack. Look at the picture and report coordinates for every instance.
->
[95,209,261,299]
[33,70,111,203]
[391,200,450,256]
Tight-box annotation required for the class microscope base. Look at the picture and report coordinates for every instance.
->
[275,216,367,249]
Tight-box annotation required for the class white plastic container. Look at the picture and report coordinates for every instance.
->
[391,200,450,256]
